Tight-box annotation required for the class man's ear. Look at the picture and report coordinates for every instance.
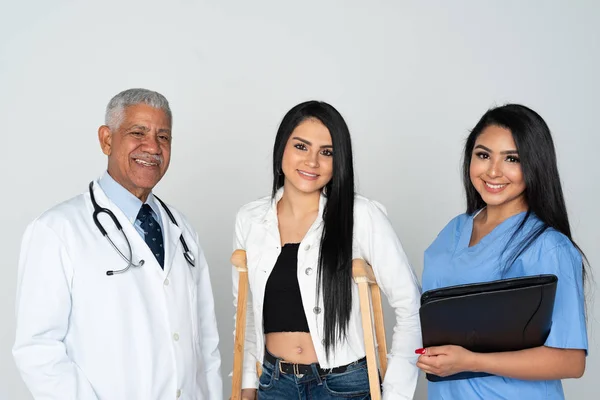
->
[98,125,112,156]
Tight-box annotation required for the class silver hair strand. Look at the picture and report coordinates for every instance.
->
[105,88,172,130]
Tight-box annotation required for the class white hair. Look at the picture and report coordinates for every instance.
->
[105,88,172,130]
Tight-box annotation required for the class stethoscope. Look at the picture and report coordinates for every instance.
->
[89,181,195,276]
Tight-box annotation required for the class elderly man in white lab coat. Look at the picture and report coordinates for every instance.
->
[13,88,222,399]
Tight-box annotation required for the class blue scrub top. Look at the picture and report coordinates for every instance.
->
[422,211,588,400]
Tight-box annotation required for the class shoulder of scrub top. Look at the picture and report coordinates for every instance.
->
[529,226,583,266]
[504,213,579,260]
[432,212,472,241]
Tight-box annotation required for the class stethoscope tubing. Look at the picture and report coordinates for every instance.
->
[88,181,195,275]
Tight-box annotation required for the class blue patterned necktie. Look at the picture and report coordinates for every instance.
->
[137,204,164,269]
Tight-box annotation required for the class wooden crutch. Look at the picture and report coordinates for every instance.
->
[231,250,248,400]
[231,250,263,400]
[352,259,388,400]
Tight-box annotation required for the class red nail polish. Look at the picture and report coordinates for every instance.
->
[415,348,426,355]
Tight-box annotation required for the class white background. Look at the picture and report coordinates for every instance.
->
[1,1,598,399]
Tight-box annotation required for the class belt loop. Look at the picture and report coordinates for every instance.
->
[311,363,323,385]
[273,357,281,380]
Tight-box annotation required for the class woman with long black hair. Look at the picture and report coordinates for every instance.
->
[232,101,421,399]
[417,104,589,399]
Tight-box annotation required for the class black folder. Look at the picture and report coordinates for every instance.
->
[419,274,557,382]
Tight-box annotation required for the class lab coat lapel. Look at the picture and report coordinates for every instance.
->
[157,205,182,276]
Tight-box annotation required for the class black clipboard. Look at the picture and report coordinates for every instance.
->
[419,274,557,382]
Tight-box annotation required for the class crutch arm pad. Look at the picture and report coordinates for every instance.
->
[352,258,376,284]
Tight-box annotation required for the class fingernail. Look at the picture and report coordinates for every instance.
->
[415,348,426,354]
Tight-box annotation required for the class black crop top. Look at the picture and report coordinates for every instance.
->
[262,243,310,333]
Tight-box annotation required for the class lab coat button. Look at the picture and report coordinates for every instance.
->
[304,244,311,251]
[176,389,181,398]
[305,267,313,275]
[313,306,321,314]
[173,333,179,341]
[164,278,169,286]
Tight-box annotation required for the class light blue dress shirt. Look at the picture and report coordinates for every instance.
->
[97,171,163,238]
[422,211,588,400]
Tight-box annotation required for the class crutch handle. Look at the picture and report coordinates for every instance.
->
[231,249,248,272]
[352,258,377,284]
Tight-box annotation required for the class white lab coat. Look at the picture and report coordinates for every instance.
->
[13,180,222,400]
[233,189,422,399]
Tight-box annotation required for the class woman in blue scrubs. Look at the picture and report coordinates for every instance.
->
[417,104,589,399]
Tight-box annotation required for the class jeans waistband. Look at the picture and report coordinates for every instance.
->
[264,348,366,377]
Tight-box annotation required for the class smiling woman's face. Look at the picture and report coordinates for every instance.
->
[469,125,527,212]
[281,118,334,196]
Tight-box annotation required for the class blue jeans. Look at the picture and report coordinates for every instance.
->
[258,351,374,399]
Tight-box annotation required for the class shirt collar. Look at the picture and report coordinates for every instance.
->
[98,171,161,224]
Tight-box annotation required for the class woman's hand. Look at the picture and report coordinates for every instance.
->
[241,388,257,400]
[416,345,477,377]
[229,388,257,400]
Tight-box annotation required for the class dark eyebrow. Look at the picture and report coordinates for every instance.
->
[474,144,518,154]
[292,136,333,149]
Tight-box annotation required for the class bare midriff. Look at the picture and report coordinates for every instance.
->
[265,332,319,364]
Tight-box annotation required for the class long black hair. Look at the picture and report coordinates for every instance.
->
[463,104,588,280]
[272,100,355,358]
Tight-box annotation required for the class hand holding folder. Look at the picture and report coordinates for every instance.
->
[419,274,558,381]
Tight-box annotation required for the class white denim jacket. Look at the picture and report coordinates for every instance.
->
[232,188,422,399]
